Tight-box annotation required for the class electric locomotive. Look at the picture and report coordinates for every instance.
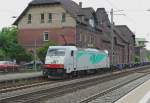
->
[43,46,110,78]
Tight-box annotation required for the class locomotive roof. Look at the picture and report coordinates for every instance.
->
[48,46,77,50]
[48,46,108,53]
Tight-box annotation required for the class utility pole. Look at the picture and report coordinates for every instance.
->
[61,34,67,46]
[109,9,125,67]
[34,40,37,71]
[110,8,115,66]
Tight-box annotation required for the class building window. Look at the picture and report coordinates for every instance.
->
[61,13,66,23]
[43,31,49,41]
[81,34,84,42]
[79,33,82,42]
[48,13,52,23]
[87,35,90,43]
[27,14,32,24]
[114,37,117,44]
[84,35,87,43]
[79,15,85,22]
[41,13,45,23]
[91,35,94,44]
[89,19,94,27]
[94,36,96,45]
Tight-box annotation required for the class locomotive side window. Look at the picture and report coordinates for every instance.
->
[71,50,74,56]
[47,49,65,56]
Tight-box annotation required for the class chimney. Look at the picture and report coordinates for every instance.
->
[79,2,82,8]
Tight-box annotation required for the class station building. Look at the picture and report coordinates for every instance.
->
[135,38,148,62]
[13,0,135,65]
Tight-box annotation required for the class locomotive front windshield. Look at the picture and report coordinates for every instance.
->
[47,49,65,56]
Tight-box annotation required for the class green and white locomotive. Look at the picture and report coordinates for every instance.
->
[43,46,110,78]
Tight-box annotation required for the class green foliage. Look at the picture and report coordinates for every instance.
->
[147,50,150,61]
[0,49,6,60]
[0,26,32,63]
[37,41,57,62]
[134,55,140,63]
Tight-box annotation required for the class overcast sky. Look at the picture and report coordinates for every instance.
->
[0,0,150,49]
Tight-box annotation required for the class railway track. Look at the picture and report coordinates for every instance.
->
[79,74,150,103]
[0,71,108,93]
[0,77,45,89]
[0,72,43,90]
[0,80,56,93]
[1,66,150,103]
[0,65,148,92]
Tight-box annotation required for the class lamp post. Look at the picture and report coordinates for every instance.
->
[34,40,37,71]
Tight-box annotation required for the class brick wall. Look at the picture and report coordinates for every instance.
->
[18,27,76,50]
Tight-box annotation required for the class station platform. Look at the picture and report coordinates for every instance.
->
[0,71,42,82]
[115,78,150,103]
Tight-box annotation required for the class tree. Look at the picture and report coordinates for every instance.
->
[37,41,57,63]
[0,26,32,63]
[0,49,6,61]
[147,50,150,61]
[7,43,32,62]
[134,55,140,63]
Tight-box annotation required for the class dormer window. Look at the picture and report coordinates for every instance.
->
[78,15,85,22]
[27,14,32,24]
[41,13,45,23]
[48,13,52,23]
[61,13,66,23]
[89,19,94,27]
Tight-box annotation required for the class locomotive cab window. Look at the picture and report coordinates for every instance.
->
[47,49,65,56]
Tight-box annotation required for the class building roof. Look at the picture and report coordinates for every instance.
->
[13,0,81,25]
[136,38,148,42]
[135,38,148,47]
[96,8,110,26]
[30,0,60,5]
[13,0,135,46]
[77,7,96,26]
[95,8,111,42]
[79,7,95,18]
[116,25,135,44]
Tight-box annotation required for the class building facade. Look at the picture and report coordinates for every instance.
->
[135,38,148,62]
[14,0,135,65]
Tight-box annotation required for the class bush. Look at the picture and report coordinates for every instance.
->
[37,41,57,63]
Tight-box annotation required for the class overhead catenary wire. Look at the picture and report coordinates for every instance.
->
[104,0,137,30]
